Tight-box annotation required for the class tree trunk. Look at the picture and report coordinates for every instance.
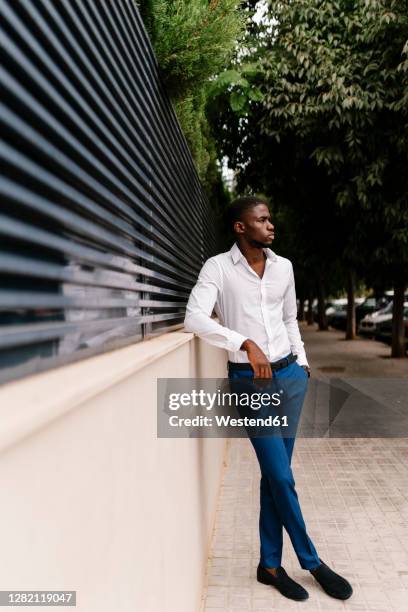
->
[317,273,328,330]
[345,267,356,340]
[298,297,305,321]
[307,290,314,326]
[391,280,406,358]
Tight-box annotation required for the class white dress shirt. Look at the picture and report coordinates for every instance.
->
[183,241,309,367]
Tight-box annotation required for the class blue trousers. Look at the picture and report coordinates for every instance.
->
[228,357,320,570]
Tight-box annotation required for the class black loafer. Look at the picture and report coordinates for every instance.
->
[310,558,353,599]
[257,563,309,601]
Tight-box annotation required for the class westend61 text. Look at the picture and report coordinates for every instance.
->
[168,415,288,427]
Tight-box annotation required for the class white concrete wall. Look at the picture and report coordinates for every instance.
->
[0,331,228,612]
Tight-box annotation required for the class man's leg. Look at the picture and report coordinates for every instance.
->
[229,364,352,599]
[229,365,320,570]
[257,432,297,571]
[253,361,320,571]
[258,472,284,569]
[229,370,286,570]
[250,431,320,569]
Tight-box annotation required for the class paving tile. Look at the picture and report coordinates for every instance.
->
[203,438,408,612]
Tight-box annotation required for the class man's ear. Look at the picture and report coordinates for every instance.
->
[234,221,245,235]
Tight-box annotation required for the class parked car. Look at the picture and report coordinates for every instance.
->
[355,293,394,324]
[312,298,347,324]
[325,299,347,317]
[374,306,408,345]
[326,301,347,329]
[324,297,365,330]
[358,293,408,336]
[358,301,395,337]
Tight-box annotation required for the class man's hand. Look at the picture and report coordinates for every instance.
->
[240,339,272,380]
[301,365,311,378]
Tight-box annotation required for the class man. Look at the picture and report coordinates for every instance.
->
[183,196,353,602]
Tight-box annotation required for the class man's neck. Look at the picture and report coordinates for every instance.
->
[237,241,266,265]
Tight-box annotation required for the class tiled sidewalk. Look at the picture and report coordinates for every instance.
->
[202,437,408,611]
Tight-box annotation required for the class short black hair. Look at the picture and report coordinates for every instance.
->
[224,195,270,234]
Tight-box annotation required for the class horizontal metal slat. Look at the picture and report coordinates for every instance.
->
[0,0,215,384]
[0,101,203,275]
[138,300,184,308]
[0,311,184,350]
[0,254,190,298]
[0,216,194,291]
[15,3,209,256]
[0,317,142,350]
[0,291,141,310]
[0,56,204,266]
[73,0,213,246]
[0,166,197,284]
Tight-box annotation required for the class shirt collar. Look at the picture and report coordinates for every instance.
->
[230,241,278,264]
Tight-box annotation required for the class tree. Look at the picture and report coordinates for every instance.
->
[260,0,408,354]
[210,0,408,353]
[138,0,246,189]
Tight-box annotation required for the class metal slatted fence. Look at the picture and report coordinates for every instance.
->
[0,0,216,383]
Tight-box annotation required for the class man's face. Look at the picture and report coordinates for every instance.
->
[235,203,275,247]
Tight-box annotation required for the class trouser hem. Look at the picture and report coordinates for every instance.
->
[300,559,321,570]
[260,558,282,569]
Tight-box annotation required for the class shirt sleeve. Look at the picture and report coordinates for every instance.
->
[282,261,309,367]
[183,257,249,352]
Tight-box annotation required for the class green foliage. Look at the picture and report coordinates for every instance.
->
[139,0,245,98]
[137,0,246,182]
[212,0,408,295]
[208,63,265,116]
[260,0,408,240]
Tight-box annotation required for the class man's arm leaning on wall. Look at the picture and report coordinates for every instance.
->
[183,258,248,352]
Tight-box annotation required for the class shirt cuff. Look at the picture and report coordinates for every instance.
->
[296,355,309,367]
[227,331,249,353]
